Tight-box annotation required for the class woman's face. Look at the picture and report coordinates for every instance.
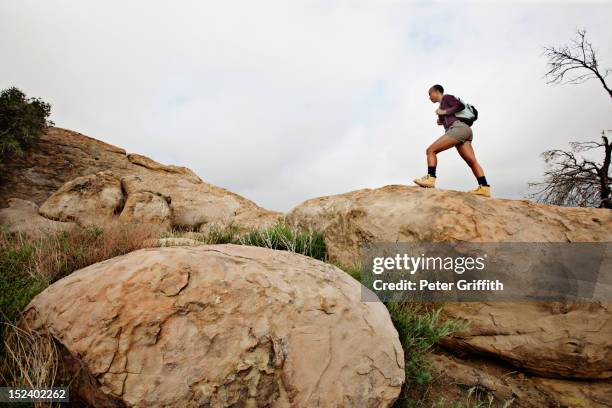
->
[428,90,442,103]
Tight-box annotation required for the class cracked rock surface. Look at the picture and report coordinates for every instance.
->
[440,301,612,379]
[23,244,405,407]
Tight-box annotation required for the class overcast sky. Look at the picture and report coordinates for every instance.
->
[1,1,611,211]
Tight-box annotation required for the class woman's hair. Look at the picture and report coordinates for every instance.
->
[429,84,444,94]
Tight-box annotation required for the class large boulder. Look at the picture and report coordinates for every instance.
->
[0,198,76,237]
[286,185,612,381]
[23,245,404,407]
[119,191,172,230]
[119,173,276,230]
[39,171,124,226]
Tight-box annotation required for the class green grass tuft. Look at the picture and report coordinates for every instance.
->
[165,221,327,261]
[387,302,466,386]
[0,240,47,327]
[388,302,467,407]
[238,221,326,260]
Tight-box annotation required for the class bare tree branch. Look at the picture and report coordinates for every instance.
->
[530,131,612,209]
[543,29,612,99]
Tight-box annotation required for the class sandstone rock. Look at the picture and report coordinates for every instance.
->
[120,173,239,228]
[154,237,202,247]
[440,301,612,379]
[120,173,281,231]
[428,353,514,401]
[39,171,124,226]
[286,185,612,266]
[428,353,612,408]
[127,153,202,183]
[119,191,172,230]
[286,185,612,380]
[0,198,76,237]
[0,127,130,208]
[532,377,612,408]
[23,245,404,407]
[0,127,281,232]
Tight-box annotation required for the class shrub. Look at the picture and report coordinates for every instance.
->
[0,87,53,174]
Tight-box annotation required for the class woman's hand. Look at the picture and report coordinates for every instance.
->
[436,108,446,115]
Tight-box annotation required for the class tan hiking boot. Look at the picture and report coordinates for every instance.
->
[414,174,436,188]
[469,185,491,197]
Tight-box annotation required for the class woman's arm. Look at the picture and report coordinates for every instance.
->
[438,95,465,115]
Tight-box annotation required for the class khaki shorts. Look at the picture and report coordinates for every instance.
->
[445,120,473,143]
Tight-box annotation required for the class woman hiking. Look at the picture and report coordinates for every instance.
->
[413,84,491,197]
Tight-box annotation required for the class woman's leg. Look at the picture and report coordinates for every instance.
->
[415,134,461,188]
[426,135,461,167]
[456,141,485,178]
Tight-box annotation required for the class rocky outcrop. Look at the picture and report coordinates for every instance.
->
[39,171,125,226]
[6,126,612,406]
[0,198,76,237]
[287,184,612,403]
[126,153,202,182]
[0,127,281,232]
[439,301,612,380]
[0,127,130,207]
[23,245,404,407]
[286,184,612,266]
